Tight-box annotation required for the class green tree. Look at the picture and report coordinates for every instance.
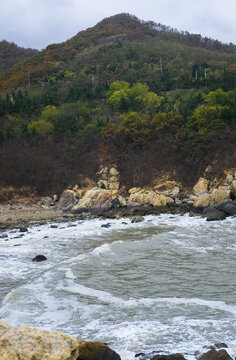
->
[27,119,54,137]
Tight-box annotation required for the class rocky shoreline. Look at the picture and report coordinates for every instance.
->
[0,166,236,231]
[57,165,236,222]
[0,322,234,360]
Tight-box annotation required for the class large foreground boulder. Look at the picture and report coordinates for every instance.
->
[71,187,124,214]
[0,321,120,360]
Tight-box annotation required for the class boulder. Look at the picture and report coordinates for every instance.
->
[97,179,108,190]
[193,178,209,195]
[210,189,231,204]
[41,197,52,207]
[19,226,28,233]
[225,173,234,185]
[193,193,211,207]
[230,180,236,197]
[117,195,127,207]
[198,349,232,360]
[131,216,145,223]
[128,190,174,207]
[206,209,226,221]
[57,190,77,212]
[214,343,228,349]
[71,188,118,213]
[32,255,47,262]
[128,187,142,195]
[194,189,231,207]
[149,354,187,360]
[97,166,109,178]
[0,321,120,360]
[110,167,119,176]
[154,181,181,197]
[108,181,120,191]
[215,201,236,216]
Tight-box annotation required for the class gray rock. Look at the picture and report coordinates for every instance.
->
[131,216,145,223]
[32,255,47,262]
[19,226,28,232]
[149,354,187,360]
[214,343,228,349]
[101,223,111,228]
[0,234,8,239]
[41,197,52,207]
[203,206,226,221]
[58,190,76,212]
[198,349,232,360]
[215,202,236,216]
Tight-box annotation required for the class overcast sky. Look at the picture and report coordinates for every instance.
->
[1,0,235,50]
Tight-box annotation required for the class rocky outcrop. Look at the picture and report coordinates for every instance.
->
[193,177,209,195]
[97,166,120,191]
[193,169,236,207]
[56,166,236,220]
[71,187,121,214]
[128,188,174,207]
[57,186,83,212]
[0,321,120,360]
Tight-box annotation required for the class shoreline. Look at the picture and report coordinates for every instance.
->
[0,199,234,233]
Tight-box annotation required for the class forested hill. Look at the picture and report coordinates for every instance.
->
[0,13,235,196]
[1,13,236,93]
[0,40,38,74]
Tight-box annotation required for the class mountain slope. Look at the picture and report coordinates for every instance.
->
[1,13,236,93]
[0,14,235,194]
[0,40,38,74]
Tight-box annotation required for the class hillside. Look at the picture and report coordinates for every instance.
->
[0,13,235,196]
[0,40,38,74]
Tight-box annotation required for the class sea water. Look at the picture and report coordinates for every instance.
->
[0,214,235,359]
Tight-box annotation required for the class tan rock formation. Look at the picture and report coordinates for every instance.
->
[128,189,174,207]
[71,187,118,212]
[193,193,211,207]
[154,181,181,198]
[97,166,120,191]
[193,178,209,195]
[0,321,120,360]
[193,189,231,207]
[128,187,141,195]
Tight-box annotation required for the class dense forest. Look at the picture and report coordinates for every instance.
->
[0,14,235,196]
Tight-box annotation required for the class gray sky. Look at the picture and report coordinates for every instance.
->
[1,0,236,50]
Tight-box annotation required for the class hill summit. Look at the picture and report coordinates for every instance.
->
[0,13,235,195]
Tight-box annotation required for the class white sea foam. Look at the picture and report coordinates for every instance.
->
[0,214,235,360]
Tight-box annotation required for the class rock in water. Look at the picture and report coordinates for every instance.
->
[101,223,111,228]
[32,255,47,262]
[214,343,228,349]
[149,354,187,360]
[131,216,145,223]
[19,226,28,232]
[0,321,121,360]
[199,349,233,360]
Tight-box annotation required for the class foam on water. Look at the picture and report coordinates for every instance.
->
[0,214,235,359]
